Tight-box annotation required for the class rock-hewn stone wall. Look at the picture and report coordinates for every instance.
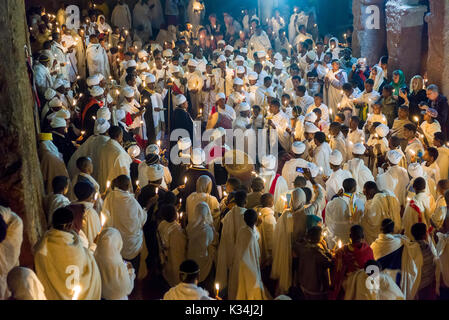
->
[0,0,46,267]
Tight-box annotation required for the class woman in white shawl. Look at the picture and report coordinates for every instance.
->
[326,37,342,60]
[133,0,153,42]
[6,267,47,300]
[186,175,220,230]
[94,227,135,300]
[186,202,217,288]
[96,15,112,34]
[271,188,306,295]
[370,65,385,93]
[0,206,23,300]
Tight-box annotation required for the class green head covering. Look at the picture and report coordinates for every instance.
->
[390,70,406,96]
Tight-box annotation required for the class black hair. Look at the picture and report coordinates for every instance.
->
[427,147,439,161]
[381,219,394,234]
[314,131,326,144]
[343,178,357,193]
[76,157,91,171]
[244,209,258,228]
[160,204,177,222]
[52,176,69,194]
[234,190,247,207]
[109,126,123,139]
[411,223,427,241]
[413,177,426,192]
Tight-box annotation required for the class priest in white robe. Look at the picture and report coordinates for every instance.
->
[323,60,347,116]
[111,1,132,30]
[86,34,110,79]
[343,143,375,194]
[325,150,353,202]
[259,155,289,215]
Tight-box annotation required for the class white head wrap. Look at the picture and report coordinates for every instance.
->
[261,154,276,170]
[215,92,226,102]
[127,145,141,158]
[387,150,403,165]
[97,108,111,121]
[89,86,104,97]
[329,150,343,166]
[304,112,317,123]
[146,144,160,155]
[147,164,164,181]
[50,117,66,128]
[122,86,135,98]
[408,162,423,178]
[352,143,366,155]
[175,94,187,106]
[191,148,206,165]
[292,141,306,155]
[375,124,389,138]
[94,118,110,134]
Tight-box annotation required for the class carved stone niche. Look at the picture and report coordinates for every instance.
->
[385,0,428,81]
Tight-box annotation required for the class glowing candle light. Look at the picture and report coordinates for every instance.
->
[184,177,188,184]
[72,285,81,300]
[215,283,220,298]
[101,212,107,227]
[157,140,161,147]
[156,187,159,194]
[92,116,96,120]
[136,180,140,188]
[106,180,111,189]
[337,239,342,249]
[81,130,86,136]
[94,192,98,201]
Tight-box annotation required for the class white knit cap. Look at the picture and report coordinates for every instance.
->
[239,102,250,112]
[89,86,104,97]
[97,108,111,121]
[137,62,149,71]
[94,118,110,134]
[292,141,306,155]
[86,74,100,87]
[215,92,226,102]
[54,109,70,119]
[50,117,66,128]
[44,88,57,100]
[146,144,160,155]
[187,59,198,67]
[306,51,317,61]
[175,94,187,106]
[233,77,244,85]
[304,112,317,123]
[122,86,135,98]
[240,47,248,54]
[248,72,258,80]
[329,150,343,166]
[352,143,366,155]
[191,148,206,165]
[178,137,191,150]
[375,124,389,138]
[236,66,245,74]
[274,60,284,69]
[304,122,319,133]
[127,145,141,158]
[225,45,234,52]
[217,55,227,63]
[387,150,403,165]
[115,109,126,121]
[147,164,164,181]
[235,55,244,62]
[261,154,276,170]
[145,74,156,84]
[163,49,173,57]
[408,162,423,178]
[127,60,137,68]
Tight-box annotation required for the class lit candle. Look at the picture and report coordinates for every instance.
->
[337,239,342,249]
[92,116,96,120]
[157,140,161,147]
[94,192,98,201]
[101,212,107,228]
[155,187,159,195]
[223,191,228,197]
[136,180,140,188]
[184,177,188,184]
[72,285,81,300]
[106,180,111,189]
[215,283,220,298]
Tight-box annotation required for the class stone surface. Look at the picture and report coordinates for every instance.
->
[385,0,427,81]
[0,0,46,267]
[352,0,388,66]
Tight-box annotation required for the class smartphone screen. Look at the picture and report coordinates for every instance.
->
[296,167,304,173]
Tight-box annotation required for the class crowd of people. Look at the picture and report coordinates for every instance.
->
[1,0,449,301]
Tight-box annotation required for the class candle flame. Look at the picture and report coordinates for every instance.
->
[101,212,107,227]
[72,285,81,300]
[337,240,342,249]
[106,180,111,189]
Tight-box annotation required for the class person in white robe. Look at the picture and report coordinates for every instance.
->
[44,176,71,224]
[103,175,147,266]
[186,202,217,284]
[329,122,348,164]
[343,143,375,194]
[0,206,23,300]
[259,155,289,215]
[86,34,110,78]
[34,55,55,97]
[282,141,311,189]
[133,0,153,42]
[435,215,449,297]
[94,227,135,300]
[50,32,70,81]
[267,99,292,152]
[362,181,402,245]
[258,203,276,269]
[312,131,332,178]
[186,175,220,230]
[323,60,347,116]
[434,133,449,180]
[228,209,269,300]
[157,205,187,287]
[248,24,271,60]
[111,1,132,30]
[163,259,213,300]
[97,126,132,193]
[148,0,165,31]
[6,267,47,300]
[325,150,353,202]
[34,207,101,300]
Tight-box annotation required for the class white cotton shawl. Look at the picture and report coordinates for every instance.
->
[371,233,404,260]
[186,202,216,282]
[34,228,101,300]
[399,239,423,300]
[163,283,212,300]
[0,207,23,300]
[186,176,217,226]
[435,233,449,293]
[7,267,47,300]
[94,228,135,300]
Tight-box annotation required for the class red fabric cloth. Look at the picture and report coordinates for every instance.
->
[125,112,133,126]
[269,174,281,195]
[81,98,103,125]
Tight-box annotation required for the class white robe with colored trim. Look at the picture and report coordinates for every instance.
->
[86,43,110,78]
[343,158,375,194]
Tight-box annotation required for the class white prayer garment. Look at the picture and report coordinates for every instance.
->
[0,206,23,300]
[103,189,147,260]
[343,158,375,194]
[163,283,212,300]
[186,176,220,230]
[94,228,135,300]
[6,267,47,300]
[86,42,111,79]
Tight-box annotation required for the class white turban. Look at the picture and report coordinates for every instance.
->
[304,122,319,133]
[89,86,104,97]
[274,52,283,60]
[387,150,403,165]
[235,55,244,62]
[137,62,149,71]
[50,117,66,128]
[305,112,317,123]
[217,40,226,46]
[53,78,65,89]
[236,66,245,74]
[225,45,234,52]
[408,162,423,178]
[248,72,258,80]
[44,88,57,100]
[54,109,70,119]
[215,92,226,102]
[170,65,181,74]
[306,51,317,61]
[292,141,306,155]
[217,55,227,63]
[138,50,148,59]
[329,150,343,166]
[376,172,398,193]
[86,75,100,87]
[178,137,191,150]
[94,118,110,134]
[233,77,244,85]
[63,79,70,88]
[127,145,141,158]
[146,144,160,155]
[175,94,187,106]
[183,53,193,60]
[307,162,320,178]
[240,47,248,54]
[115,109,126,121]
[126,60,137,68]
[163,49,173,57]
[274,60,284,69]
[122,86,135,98]
[145,74,156,84]
[261,154,276,170]
[97,108,111,121]
[191,148,206,165]
[147,164,164,181]
[257,51,266,58]
[352,143,366,155]
[96,74,105,82]
[187,59,198,67]
[375,124,389,138]
[239,102,251,112]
